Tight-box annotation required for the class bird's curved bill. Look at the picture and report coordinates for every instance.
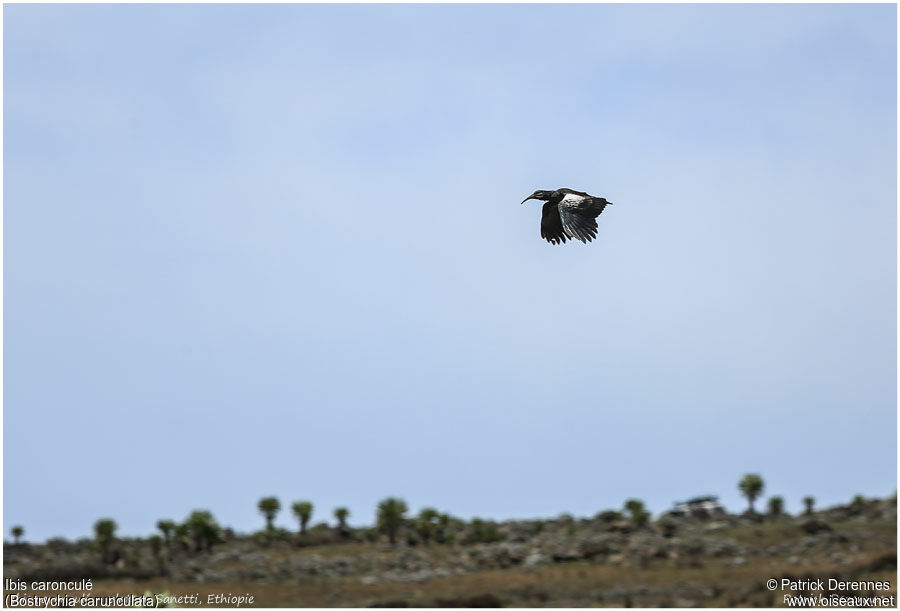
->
[520,196,533,204]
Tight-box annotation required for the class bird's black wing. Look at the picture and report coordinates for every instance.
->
[540,201,567,245]
[558,188,593,198]
[558,193,611,243]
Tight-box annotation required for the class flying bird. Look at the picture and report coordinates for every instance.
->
[521,188,612,245]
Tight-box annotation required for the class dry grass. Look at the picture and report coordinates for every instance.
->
[83,551,896,607]
[12,519,896,607]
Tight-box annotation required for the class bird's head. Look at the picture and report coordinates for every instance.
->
[521,189,552,204]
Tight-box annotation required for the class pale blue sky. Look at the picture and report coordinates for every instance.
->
[5,3,896,542]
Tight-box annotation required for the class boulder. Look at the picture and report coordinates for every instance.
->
[800,519,832,535]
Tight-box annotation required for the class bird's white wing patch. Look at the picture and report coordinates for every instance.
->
[559,193,588,207]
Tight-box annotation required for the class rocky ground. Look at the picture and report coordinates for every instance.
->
[4,497,896,607]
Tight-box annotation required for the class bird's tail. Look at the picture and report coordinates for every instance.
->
[592,197,612,216]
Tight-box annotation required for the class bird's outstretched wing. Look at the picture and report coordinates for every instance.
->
[540,202,568,244]
[558,194,610,243]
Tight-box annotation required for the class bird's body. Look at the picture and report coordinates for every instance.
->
[521,188,612,245]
